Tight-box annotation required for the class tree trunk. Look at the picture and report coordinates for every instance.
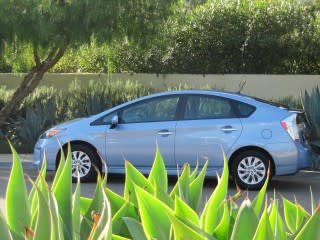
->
[0,48,64,129]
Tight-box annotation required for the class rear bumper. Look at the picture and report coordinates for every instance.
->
[297,143,312,169]
[273,142,312,176]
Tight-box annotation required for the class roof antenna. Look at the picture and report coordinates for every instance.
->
[237,80,247,94]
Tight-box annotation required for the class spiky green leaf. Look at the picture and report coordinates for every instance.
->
[88,181,112,240]
[230,199,259,240]
[213,202,230,240]
[190,161,199,182]
[170,163,190,203]
[155,185,174,208]
[49,191,64,240]
[28,153,46,213]
[112,201,138,235]
[135,185,173,240]
[6,142,31,238]
[33,183,51,240]
[0,211,12,240]
[253,201,273,240]
[52,144,72,239]
[202,153,229,234]
[52,147,66,190]
[168,214,215,240]
[124,161,154,207]
[148,146,168,193]
[80,174,107,239]
[189,160,208,212]
[282,197,309,234]
[72,178,81,240]
[112,234,131,240]
[175,195,199,226]
[252,173,269,217]
[294,206,320,240]
[122,217,148,240]
[269,199,286,240]
[80,197,93,216]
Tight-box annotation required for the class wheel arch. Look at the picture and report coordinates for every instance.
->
[55,140,100,169]
[228,146,276,175]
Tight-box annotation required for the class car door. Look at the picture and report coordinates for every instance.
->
[175,94,243,173]
[105,95,180,172]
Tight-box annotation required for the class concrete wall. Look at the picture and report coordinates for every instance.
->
[1,73,320,99]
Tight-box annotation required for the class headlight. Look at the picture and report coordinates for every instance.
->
[40,128,66,139]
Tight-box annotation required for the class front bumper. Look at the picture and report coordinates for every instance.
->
[34,138,61,170]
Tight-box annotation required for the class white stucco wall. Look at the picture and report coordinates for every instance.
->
[1,73,320,99]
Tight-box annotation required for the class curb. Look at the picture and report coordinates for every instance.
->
[0,154,33,163]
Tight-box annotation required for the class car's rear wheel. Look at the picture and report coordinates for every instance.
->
[60,144,101,182]
[231,150,270,190]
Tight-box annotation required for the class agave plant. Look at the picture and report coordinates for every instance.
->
[1,144,320,240]
[302,87,320,140]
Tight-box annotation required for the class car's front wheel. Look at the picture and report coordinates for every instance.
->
[231,150,270,190]
[62,144,101,182]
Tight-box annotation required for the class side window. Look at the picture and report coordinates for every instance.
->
[234,101,256,118]
[90,111,117,125]
[184,95,236,120]
[119,96,179,123]
[101,113,116,124]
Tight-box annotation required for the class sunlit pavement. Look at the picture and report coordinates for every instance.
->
[0,154,34,169]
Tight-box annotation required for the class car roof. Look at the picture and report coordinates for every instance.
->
[147,90,255,102]
[91,89,286,120]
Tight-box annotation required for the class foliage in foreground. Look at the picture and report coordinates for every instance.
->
[1,144,320,240]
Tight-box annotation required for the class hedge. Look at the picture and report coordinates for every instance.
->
[1,0,319,74]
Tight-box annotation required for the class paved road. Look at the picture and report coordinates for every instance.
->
[0,158,320,215]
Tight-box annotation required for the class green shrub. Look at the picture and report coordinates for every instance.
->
[1,145,320,240]
[0,86,13,111]
[271,96,302,110]
[106,0,320,74]
[66,79,151,119]
[3,43,34,73]
[1,0,319,74]
[302,86,320,140]
[52,41,113,73]
[164,0,320,74]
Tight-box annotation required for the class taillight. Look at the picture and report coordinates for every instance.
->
[281,114,300,142]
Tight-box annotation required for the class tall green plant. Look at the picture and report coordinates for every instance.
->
[1,145,320,239]
[302,87,320,139]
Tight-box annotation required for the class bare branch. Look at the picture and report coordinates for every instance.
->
[0,47,65,127]
[33,48,41,67]
[42,47,65,72]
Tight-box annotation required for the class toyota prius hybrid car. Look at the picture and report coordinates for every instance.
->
[34,90,311,189]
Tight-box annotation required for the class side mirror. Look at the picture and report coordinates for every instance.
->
[110,115,119,129]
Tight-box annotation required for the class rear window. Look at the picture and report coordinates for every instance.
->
[183,95,237,120]
[234,101,256,118]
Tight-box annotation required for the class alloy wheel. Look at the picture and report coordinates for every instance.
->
[71,150,92,178]
[237,156,266,185]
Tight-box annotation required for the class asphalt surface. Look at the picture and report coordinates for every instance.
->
[0,154,320,216]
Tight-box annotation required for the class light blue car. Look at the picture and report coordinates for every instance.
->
[34,90,311,189]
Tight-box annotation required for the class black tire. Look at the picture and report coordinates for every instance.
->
[60,144,101,183]
[231,150,271,190]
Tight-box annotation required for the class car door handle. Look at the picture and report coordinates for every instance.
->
[157,130,174,136]
[221,126,237,132]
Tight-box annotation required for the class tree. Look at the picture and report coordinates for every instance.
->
[0,0,178,127]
